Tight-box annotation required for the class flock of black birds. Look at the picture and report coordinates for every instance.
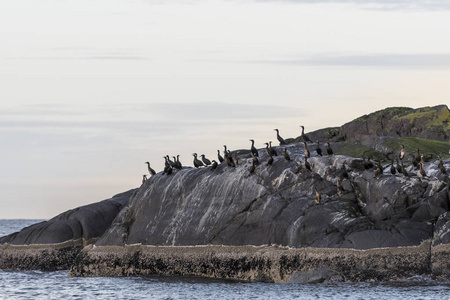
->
[142,127,449,192]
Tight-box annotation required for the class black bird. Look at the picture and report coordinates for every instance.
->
[342,161,349,180]
[418,162,427,179]
[415,149,421,165]
[326,142,333,156]
[166,155,177,168]
[396,158,402,173]
[252,152,259,166]
[264,142,272,157]
[175,155,183,169]
[223,145,230,161]
[193,153,204,168]
[249,163,256,174]
[211,160,218,170]
[217,150,224,163]
[232,151,239,167]
[315,140,323,156]
[438,157,447,175]
[249,139,259,157]
[304,157,311,171]
[164,163,172,175]
[302,141,310,158]
[267,154,274,166]
[367,158,374,169]
[145,162,156,176]
[362,157,370,170]
[274,129,286,145]
[410,154,419,169]
[200,154,212,166]
[268,141,278,156]
[300,125,311,143]
[390,159,396,175]
[401,161,409,178]
[142,174,147,184]
[283,148,291,161]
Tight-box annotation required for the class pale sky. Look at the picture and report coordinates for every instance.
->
[1,0,449,219]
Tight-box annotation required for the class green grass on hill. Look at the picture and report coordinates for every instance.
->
[334,142,387,162]
[383,137,450,160]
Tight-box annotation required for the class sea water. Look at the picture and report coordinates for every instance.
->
[1,220,450,300]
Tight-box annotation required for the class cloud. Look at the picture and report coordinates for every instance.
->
[254,0,450,10]
[255,54,450,69]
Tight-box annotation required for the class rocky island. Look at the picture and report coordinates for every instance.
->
[1,105,450,283]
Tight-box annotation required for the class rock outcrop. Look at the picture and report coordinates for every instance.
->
[306,105,450,143]
[1,105,450,282]
[97,148,449,250]
[0,190,136,270]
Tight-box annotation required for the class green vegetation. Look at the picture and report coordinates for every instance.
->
[353,107,413,123]
[392,105,450,131]
[334,142,387,162]
[383,137,450,160]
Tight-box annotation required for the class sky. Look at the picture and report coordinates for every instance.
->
[1,0,450,219]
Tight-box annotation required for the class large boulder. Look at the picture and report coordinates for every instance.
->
[96,145,450,250]
[0,189,136,245]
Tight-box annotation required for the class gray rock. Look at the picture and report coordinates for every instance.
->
[96,149,449,250]
[0,189,136,245]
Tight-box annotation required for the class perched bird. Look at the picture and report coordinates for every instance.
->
[300,125,311,143]
[267,154,274,166]
[399,144,405,160]
[283,148,291,161]
[175,155,183,170]
[264,142,272,157]
[374,163,382,179]
[302,141,310,158]
[193,153,204,168]
[145,162,156,176]
[337,178,343,196]
[211,160,218,170]
[304,157,311,171]
[224,153,234,167]
[166,155,177,168]
[200,154,212,166]
[326,142,334,156]
[274,129,286,145]
[314,189,321,205]
[217,150,224,163]
[396,158,402,174]
[252,153,259,166]
[401,161,409,178]
[410,154,419,169]
[415,149,421,165]
[342,162,349,180]
[142,174,147,184]
[268,141,278,156]
[438,157,447,175]
[418,162,427,179]
[315,140,323,156]
[164,163,172,175]
[249,139,259,157]
[249,163,256,174]
[362,157,370,170]
[367,158,374,169]
[296,160,303,174]
[232,151,239,167]
[390,159,396,175]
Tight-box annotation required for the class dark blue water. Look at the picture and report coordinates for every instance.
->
[1,220,450,299]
